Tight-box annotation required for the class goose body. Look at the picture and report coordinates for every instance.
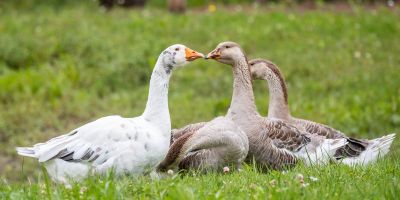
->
[158,117,248,172]
[205,42,347,170]
[16,44,204,183]
[18,115,169,183]
[248,58,395,166]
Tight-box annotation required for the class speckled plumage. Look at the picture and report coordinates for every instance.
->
[158,117,249,173]
[249,58,396,166]
[209,42,347,169]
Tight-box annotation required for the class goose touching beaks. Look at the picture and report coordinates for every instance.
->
[16,44,204,184]
[204,41,348,169]
[248,59,395,166]
[158,50,250,174]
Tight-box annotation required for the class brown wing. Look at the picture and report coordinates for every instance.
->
[262,118,311,152]
[293,118,345,139]
[170,122,207,145]
[160,128,216,172]
[160,119,237,172]
[334,137,368,158]
[158,132,195,172]
[293,118,369,158]
[178,149,218,171]
[242,118,311,170]
[247,128,299,170]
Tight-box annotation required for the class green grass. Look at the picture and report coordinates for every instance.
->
[0,1,400,199]
[1,163,399,199]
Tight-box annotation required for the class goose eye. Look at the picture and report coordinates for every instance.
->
[175,48,180,51]
[225,46,230,49]
[250,63,254,66]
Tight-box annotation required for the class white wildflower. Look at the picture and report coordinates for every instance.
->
[296,173,304,182]
[80,186,87,195]
[223,166,230,173]
[354,51,361,59]
[309,176,319,182]
[301,183,310,188]
[269,179,276,187]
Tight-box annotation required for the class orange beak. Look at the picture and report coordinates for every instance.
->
[185,47,204,61]
[205,48,221,60]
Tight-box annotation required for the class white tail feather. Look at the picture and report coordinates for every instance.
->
[16,147,37,158]
[342,133,396,166]
[298,138,348,165]
[16,133,76,162]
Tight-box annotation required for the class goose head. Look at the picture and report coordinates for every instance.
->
[205,41,245,65]
[248,59,281,80]
[249,58,289,105]
[160,44,204,73]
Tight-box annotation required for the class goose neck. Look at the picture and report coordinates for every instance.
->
[142,59,172,132]
[264,69,291,121]
[228,57,258,117]
[268,80,291,120]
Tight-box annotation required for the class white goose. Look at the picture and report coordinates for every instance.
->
[16,44,204,183]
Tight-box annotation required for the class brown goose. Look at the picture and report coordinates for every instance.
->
[157,117,248,173]
[201,41,348,169]
[248,59,395,165]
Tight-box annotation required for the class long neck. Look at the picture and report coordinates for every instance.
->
[265,70,291,121]
[142,58,171,132]
[227,57,258,117]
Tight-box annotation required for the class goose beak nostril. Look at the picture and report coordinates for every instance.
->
[205,49,221,60]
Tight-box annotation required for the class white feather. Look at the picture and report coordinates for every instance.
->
[342,133,396,166]
[17,116,170,181]
[297,138,348,165]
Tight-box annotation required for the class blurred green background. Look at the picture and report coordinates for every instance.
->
[0,0,399,182]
